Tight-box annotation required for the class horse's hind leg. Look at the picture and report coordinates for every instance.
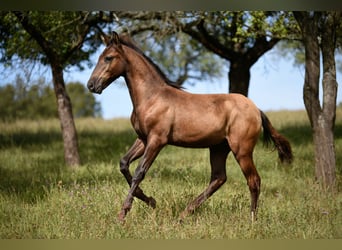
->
[179,142,229,221]
[234,152,260,222]
[120,138,156,208]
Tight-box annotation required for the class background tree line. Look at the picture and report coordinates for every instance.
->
[0,76,101,121]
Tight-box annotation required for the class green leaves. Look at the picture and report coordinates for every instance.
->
[0,77,101,121]
[66,82,102,118]
[0,11,106,69]
[136,31,224,86]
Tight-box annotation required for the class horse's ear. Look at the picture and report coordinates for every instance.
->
[100,33,111,46]
[100,31,121,47]
[110,31,121,46]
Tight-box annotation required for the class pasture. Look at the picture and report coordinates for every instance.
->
[0,109,341,239]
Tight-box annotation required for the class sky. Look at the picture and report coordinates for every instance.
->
[1,44,340,120]
[65,46,342,120]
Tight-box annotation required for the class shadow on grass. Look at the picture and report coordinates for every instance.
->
[278,124,313,146]
[283,123,341,144]
[0,130,62,150]
[0,128,136,203]
[280,122,341,160]
[78,129,136,165]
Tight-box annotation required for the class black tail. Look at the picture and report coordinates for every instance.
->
[260,111,293,164]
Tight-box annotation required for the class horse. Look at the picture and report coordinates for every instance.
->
[87,32,293,223]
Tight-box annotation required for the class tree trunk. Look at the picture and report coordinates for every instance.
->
[312,116,336,188]
[228,59,251,96]
[316,12,339,189]
[51,64,81,167]
[13,11,81,168]
[294,11,337,190]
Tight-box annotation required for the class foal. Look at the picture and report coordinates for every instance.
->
[87,32,293,222]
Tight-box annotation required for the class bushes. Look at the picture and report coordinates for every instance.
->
[0,76,101,121]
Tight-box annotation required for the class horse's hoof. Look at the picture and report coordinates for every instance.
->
[117,210,127,224]
[251,211,258,223]
[148,197,157,209]
[178,211,188,223]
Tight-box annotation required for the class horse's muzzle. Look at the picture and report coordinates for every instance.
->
[87,79,102,94]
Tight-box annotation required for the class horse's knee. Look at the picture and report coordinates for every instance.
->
[120,158,129,174]
[132,166,146,183]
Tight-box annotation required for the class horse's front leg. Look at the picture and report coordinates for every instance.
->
[118,136,164,222]
[120,138,156,208]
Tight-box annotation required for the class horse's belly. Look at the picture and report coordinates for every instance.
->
[169,126,226,148]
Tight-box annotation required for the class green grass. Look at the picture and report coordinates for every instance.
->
[0,110,341,239]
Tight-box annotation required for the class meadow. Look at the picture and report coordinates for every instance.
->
[0,109,341,239]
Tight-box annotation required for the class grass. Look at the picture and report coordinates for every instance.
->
[0,109,341,239]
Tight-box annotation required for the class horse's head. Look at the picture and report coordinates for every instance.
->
[87,32,126,94]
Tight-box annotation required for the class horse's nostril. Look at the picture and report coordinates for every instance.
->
[87,79,103,94]
[87,80,95,91]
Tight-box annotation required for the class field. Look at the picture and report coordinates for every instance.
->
[0,109,341,239]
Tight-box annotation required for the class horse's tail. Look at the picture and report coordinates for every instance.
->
[260,110,293,164]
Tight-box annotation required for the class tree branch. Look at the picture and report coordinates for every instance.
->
[12,11,59,65]
[180,18,236,60]
[245,36,280,67]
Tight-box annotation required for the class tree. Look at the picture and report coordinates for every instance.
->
[113,11,296,96]
[0,11,114,166]
[294,11,341,190]
[178,11,283,96]
[0,77,101,121]
[0,84,16,120]
[136,31,224,86]
[100,12,224,86]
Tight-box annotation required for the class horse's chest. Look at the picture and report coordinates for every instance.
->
[131,102,174,142]
[130,110,148,139]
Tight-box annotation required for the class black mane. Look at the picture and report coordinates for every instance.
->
[118,34,182,90]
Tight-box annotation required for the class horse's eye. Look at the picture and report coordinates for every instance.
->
[104,56,114,63]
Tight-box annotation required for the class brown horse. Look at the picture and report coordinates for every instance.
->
[87,32,293,223]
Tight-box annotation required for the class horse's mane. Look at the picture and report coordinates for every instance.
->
[118,33,182,90]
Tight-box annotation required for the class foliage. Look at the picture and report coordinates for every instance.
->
[0,109,341,239]
[276,11,342,68]
[135,32,224,86]
[66,82,102,118]
[0,76,101,121]
[0,11,106,70]
[113,11,297,88]
[0,11,118,166]
[113,12,225,85]
[183,11,296,50]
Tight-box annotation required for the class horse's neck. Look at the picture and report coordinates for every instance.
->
[124,48,167,109]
